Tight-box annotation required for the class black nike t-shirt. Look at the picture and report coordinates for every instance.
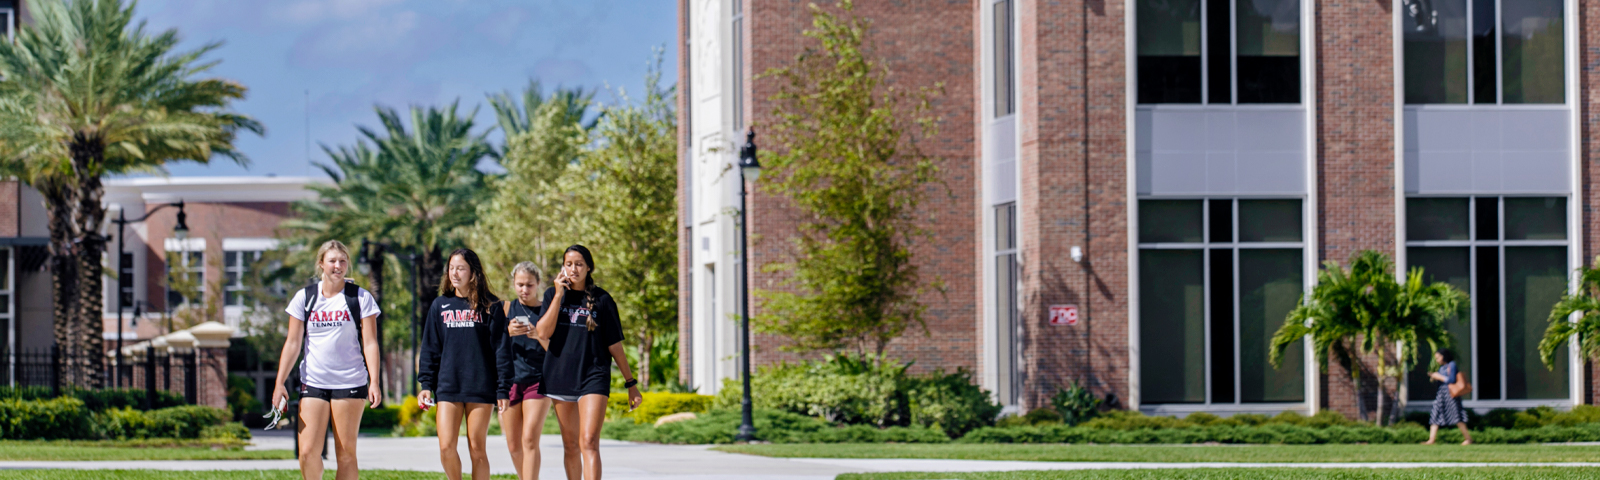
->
[538,286,624,398]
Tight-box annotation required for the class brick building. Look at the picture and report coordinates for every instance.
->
[680,0,1599,419]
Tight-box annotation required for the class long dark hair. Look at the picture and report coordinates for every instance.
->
[1436,348,1455,363]
[565,244,600,331]
[441,248,498,311]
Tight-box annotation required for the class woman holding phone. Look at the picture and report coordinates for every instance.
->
[271,240,383,480]
[531,245,642,480]
[500,261,576,480]
[418,248,507,480]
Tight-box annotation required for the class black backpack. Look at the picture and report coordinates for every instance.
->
[288,281,373,391]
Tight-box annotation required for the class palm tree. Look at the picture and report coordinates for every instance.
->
[488,80,597,156]
[1270,250,1467,425]
[1540,257,1600,370]
[0,0,260,388]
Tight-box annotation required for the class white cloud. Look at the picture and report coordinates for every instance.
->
[277,0,405,24]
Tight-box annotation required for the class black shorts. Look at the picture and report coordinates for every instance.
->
[300,384,369,401]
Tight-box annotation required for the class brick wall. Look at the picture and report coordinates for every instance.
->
[746,0,978,375]
[1315,0,1396,418]
[143,202,292,313]
[1583,0,1600,406]
[1013,0,1130,410]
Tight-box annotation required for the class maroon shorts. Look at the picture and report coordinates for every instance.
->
[508,383,546,406]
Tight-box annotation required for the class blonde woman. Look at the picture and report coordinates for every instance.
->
[271,240,383,480]
[501,261,575,479]
[418,248,507,480]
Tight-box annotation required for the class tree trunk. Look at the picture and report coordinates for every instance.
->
[73,158,108,388]
[637,331,653,391]
[418,247,443,313]
[42,180,80,390]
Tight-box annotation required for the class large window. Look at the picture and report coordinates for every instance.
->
[1139,198,1305,404]
[1405,197,1569,401]
[993,0,1015,117]
[166,250,204,310]
[994,202,1019,404]
[731,0,745,130]
[1,248,12,362]
[1403,0,1564,104]
[224,250,261,308]
[1136,0,1301,104]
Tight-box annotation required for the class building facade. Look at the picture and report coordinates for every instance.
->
[680,0,1600,418]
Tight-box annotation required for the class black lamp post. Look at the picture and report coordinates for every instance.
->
[735,128,761,442]
[111,200,186,387]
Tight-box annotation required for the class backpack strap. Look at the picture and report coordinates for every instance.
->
[292,284,317,390]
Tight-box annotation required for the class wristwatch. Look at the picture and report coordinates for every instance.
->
[624,378,638,389]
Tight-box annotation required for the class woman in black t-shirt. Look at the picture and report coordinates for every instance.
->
[532,244,642,480]
[500,261,575,480]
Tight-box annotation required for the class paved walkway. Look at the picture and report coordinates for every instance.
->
[2,433,1599,479]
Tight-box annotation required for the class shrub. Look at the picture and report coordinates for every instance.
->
[603,408,949,444]
[904,369,1001,437]
[1050,380,1103,426]
[0,397,94,440]
[361,406,402,430]
[1079,410,1191,430]
[0,386,185,411]
[200,422,252,441]
[608,392,714,425]
[998,407,1063,427]
[225,375,263,421]
[712,355,998,435]
[392,396,437,437]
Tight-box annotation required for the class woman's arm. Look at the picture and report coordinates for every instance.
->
[417,303,441,404]
[270,316,304,411]
[361,314,383,407]
[607,341,642,410]
[532,289,561,348]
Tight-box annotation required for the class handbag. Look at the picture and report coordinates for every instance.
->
[1449,372,1472,399]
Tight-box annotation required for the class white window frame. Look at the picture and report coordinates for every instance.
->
[222,250,261,309]
[164,240,205,311]
[2,247,14,385]
[1135,0,1306,106]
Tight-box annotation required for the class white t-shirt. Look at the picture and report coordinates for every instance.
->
[286,282,382,389]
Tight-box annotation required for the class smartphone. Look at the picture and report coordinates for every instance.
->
[515,315,531,327]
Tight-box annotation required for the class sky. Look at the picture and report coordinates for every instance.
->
[127,0,677,178]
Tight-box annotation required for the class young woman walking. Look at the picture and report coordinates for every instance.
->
[1423,348,1474,445]
[271,240,383,480]
[418,248,508,480]
[500,261,577,480]
[531,245,642,480]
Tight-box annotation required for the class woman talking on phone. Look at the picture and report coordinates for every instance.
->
[500,261,575,480]
[271,240,382,480]
[418,248,507,480]
[531,245,642,480]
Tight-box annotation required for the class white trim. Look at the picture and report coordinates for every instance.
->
[1301,0,1319,415]
[1564,0,1583,406]
[1124,0,1141,411]
[105,176,323,204]
[222,238,279,252]
[164,238,207,252]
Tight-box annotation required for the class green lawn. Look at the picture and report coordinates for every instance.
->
[840,468,1600,480]
[0,440,293,461]
[718,443,1600,463]
[0,472,515,480]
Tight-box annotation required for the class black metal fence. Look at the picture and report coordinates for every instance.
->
[2,346,199,404]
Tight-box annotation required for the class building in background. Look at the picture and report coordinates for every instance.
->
[680,0,1599,418]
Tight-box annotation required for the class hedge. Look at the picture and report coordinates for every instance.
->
[956,423,1600,445]
[602,408,949,444]
[0,397,237,441]
[608,392,714,426]
[0,386,185,412]
[361,406,401,430]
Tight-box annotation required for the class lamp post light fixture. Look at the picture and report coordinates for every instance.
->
[111,200,186,387]
[735,128,762,442]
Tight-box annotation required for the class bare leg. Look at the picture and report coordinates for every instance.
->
[578,394,608,480]
[553,400,583,480]
[464,402,495,480]
[328,398,366,480]
[502,401,525,478]
[1457,423,1473,445]
[521,398,552,480]
[1423,423,1439,444]
[296,398,331,480]
[437,401,467,480]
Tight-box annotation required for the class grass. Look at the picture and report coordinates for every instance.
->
[839,468,1600,480]
[0,472,516,480]
[718,443,1600,463]
[0,440,293,461]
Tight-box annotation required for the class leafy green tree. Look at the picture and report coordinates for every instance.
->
[0,0,260,388]
[1269,251,1468,425]
[753,0,943,356]
[571,64,679,389]
[1540,257,1600,370]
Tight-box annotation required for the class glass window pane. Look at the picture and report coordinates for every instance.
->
[1501,0,1564,104]
[1407,197,1471,241]
[994,0,1014,116]
[1238,199,1302,242]
[1471,0,1497,104]
[1207,0,1231,103]
[1140,200,1204,243]
[225,291,239,307]
[1405,247,1473,401]
[1238,248,1304,402]
[0,248,9,290]
[996,203,1017,250]
[225,251,238,268]
[1504,197,1565,240]
[1210,249,1235,403]
[1504,246,1568,399]
[1475,196,1499,240]
[1235,0,1301,103]
[1475,246,1501,399]
[0,294,8,315]
[1140,249,1207,403]
[1138,0,1202,103]
[1404,0,1468,103]
[1209,199,1233,243]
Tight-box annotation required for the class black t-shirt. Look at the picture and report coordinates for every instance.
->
[496,299,547,386]
[538,286,624,397]
[417,295,508,404]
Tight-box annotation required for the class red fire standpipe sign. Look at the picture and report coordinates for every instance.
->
[1049,304,1078,326]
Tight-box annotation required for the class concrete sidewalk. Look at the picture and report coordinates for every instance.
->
[2,434,1599,479]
